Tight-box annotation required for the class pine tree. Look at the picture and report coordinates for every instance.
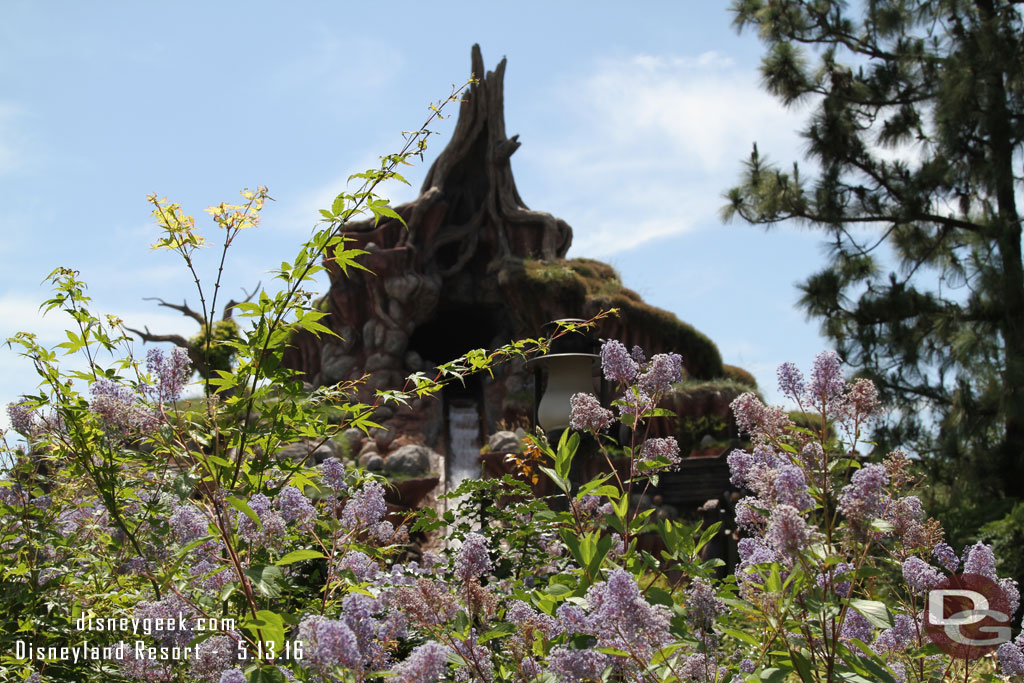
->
[723,1,1024,514]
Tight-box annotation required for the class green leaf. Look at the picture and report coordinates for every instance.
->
[243,565,284,599]
[227,497,261,529]
[849,599,893,629]
[275,550,327,566]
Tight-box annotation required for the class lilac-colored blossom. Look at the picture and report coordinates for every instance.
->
[339,550,380,582]
[679,653,716,682]
[134,594,195,648]
[169,503,209,544]
[772,465,814,510]
[816,562,854,598]
[189,635,235,681]
[548,646,611,683]
[599,340,637,384]
[765,505,812,557]
[506,599,560,638]
[556,603,590,636]
[342,481,387,528]
[848,377,881,418]
[297,615,361,673]
[320,457,347,493]
[451,633,493,682]
[963,541,998,581]
[584,569,672,659]
[840,608,874,643]
[873,613,918,655]
[998,641,1024,677]
[776,361,805,399]
[635,437,681,475]
[238,493,286,546]
[455,533,491,581]
[902,557,943,594]
[1000,577,1020,620]
[277,485,316,524]
[685,577,726,631]
[932,542,960,573]
[391,641,450,683]
[805,350,845,405]
[727,445,782,489]
[837,464,889,524]
[90,378,160,438]
[219,671,247,683]
[730,392,792,441]
[7,401,38,437]
[145,347,192,404]
[568,393,613,432]
[739,658,756,674]
[637,352,683,395]
[616,388,651,424]
[372,520,395,543]
[734,498,768,531]
[630,345,646,363]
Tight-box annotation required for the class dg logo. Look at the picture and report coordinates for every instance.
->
[925,573,1012,659]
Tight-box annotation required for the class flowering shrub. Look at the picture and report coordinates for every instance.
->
[2,91,1022,683]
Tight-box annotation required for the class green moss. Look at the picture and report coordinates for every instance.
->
[722,364,757,388]
[502,258,724,379]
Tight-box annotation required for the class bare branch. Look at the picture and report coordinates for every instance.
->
[142,297,205,326]
[222,282,261,321]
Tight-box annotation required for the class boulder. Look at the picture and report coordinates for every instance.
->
[487,430,521,454]
[384,444,435,477]
[359,453,384,472]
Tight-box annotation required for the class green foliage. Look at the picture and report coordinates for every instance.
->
[189,318,240,379]
[723,1,1024,508]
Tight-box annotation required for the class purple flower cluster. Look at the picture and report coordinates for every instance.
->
[145,347,192,405]
[637,352,683,395]
[730,392,792,442]
[219,671,247,683]
[932,542,960,573]
[169,503,209,544]
[776,361,805,400]
[135,594,196,648]
[390,641,450,683]
[963,541,998,580]
[902,557,943,594]
[765,504,813,557]
[90,378,161,439]
[277,486,316,525]
[238,493,286,547]
[872,613,917,655]
[582,569,672,661]
[816,562,853,597]
[455,533,492,581]
[6,401,38,438]
[635,437,681,475]
[319,457,348,493]
[547,646,611,683]
[188,635,236,682]
[342,481,387,528]
[339,550,380,582]
[685,577,726,632]
[600,340,638,384]
[568,393,613,432]
[506,599,560,639]
[837,464,889,526]
[998,635,1024,677]
[839,608,874,644]
[297,615,361,674]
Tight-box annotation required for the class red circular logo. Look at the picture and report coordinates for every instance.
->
[924,573,1011,659]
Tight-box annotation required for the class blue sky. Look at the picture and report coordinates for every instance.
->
[0,1,835,432]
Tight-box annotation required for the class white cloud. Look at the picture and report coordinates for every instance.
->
[519,51,810,255]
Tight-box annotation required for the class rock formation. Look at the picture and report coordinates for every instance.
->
[283,45,754,516]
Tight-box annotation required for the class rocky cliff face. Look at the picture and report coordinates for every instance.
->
[283,46,752,488]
